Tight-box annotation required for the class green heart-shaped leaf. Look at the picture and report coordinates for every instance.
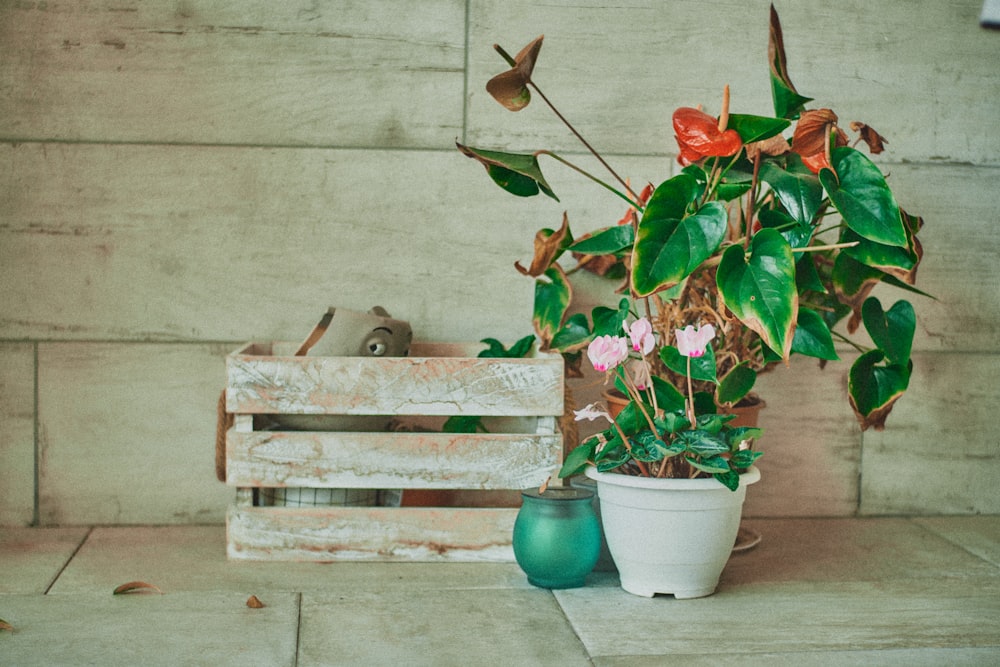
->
[591,298,630,337]
[631,201,728,296]
[727,113,791,144]
[456,143,558,200]
[533,266,571,346]
[643,173,702,221]
[548,313,591,353]
[569,225,634,255]
[848,350,912,431]
[759,159,824,226]
[791,308,839,361]
[717,362,757,405]
[861,297,915,366]
[820,147,906,247]
[717,228,798,360]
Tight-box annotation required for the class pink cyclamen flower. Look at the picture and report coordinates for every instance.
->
[675,324,716,358]
[573,403,613,423]
[587,335,629,372]
[624,317,655,355]
[628,359,652,391]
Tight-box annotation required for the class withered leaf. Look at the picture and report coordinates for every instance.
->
[791,109,840,157]
[850,121,888,154]
[246,595,266,609]
[515,212,570,277]
[113,581,163,595]
[0,618,13,632]
[745,133,791,161]
[486,35,544,111]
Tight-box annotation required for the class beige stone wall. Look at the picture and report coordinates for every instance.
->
[2,1,997,524]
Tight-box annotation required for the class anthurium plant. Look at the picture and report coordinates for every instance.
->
[458,6,926,486]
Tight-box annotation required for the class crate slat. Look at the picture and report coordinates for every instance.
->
[227,348,563,417]
[226,427,561,490]
[227,505,517,562]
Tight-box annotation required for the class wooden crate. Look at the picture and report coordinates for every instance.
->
[223,341,564,562]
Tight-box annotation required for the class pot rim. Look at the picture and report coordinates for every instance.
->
[584,465,760,490]
[520,486,595,501]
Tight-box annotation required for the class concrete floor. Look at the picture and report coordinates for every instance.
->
[2,517,999,666]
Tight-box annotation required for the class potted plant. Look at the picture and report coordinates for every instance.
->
[458,5,926,597]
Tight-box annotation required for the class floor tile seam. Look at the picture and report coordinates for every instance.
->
[42,525,93,595]
[550,591,600,665]
[907,517,1000,569]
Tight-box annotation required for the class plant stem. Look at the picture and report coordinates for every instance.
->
[792,241,859,253]
[537,151,638,209]
[526,82,640,202]
[744,152,762,250]
[685,355,696,426]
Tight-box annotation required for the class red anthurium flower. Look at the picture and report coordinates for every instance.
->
[672,107,743,166]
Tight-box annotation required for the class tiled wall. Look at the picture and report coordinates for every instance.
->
[2,1,997,525]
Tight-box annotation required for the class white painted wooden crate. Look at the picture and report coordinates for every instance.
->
[223,341,564,562]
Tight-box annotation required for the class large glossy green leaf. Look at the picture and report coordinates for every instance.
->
[569,225,634,255]
[631,201,728,296]
[861,297,915,366]
[791,308,839,361]
[643,173,701,221]
[820,147,906,247]
[727,114,791,144]
[759,160,824,225]
[717,228,798,360]
[533,266,571,346]
[840,228,919,285]
[848,350,912,431]
[456,143,558,200]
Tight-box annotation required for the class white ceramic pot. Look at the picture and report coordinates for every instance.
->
[585,466,760,599]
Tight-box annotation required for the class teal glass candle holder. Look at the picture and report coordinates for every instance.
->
[512,486,601,589]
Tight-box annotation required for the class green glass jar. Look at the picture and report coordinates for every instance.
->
[512,486,601,589]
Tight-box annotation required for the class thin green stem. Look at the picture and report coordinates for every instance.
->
[527,82,640,202]
[538,151,639,210]
[830,329,870,354]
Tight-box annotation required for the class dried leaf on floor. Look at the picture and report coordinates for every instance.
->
[246,595,266,608]
[113,581,163,595]
[0,618,13,632]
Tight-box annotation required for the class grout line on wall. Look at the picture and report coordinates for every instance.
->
[32,341,40,527]
[461,0,471,145]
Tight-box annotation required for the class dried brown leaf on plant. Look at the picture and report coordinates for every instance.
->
[850,121,888,154]
[515,211,569,277]
[113,581,163,595]
[745,133,790,161]
[246,595,266,608]
[486,35,544,111]
[791,109,840,157]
